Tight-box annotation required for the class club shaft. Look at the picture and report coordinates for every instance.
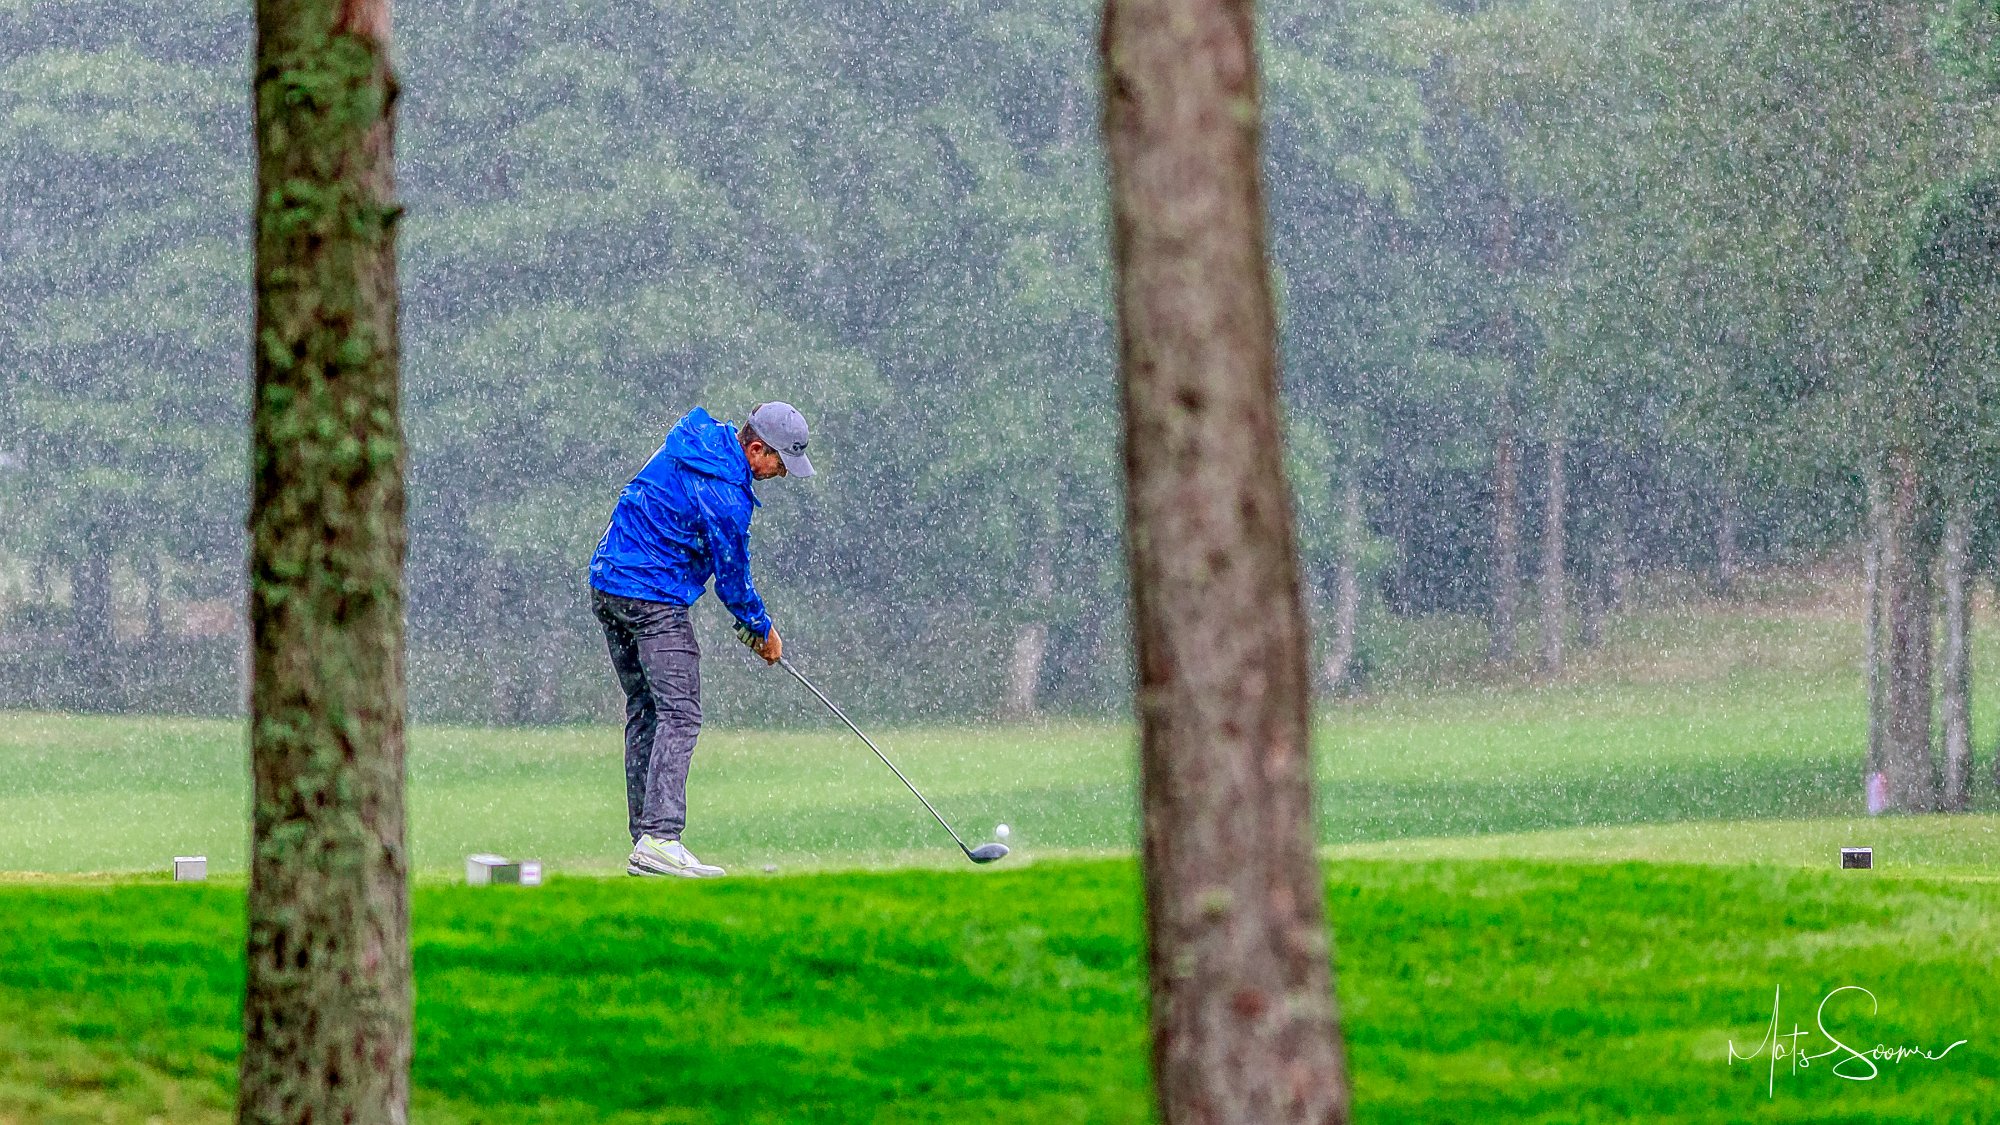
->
[777,657,972,854]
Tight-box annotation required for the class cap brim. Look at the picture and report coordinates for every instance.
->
[780,449,815,478]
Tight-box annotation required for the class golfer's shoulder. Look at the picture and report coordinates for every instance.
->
[690,473,755,522]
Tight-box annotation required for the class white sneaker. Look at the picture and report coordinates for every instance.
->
[627,835,725,878]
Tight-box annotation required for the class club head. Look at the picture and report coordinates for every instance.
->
[966,842,1010,864]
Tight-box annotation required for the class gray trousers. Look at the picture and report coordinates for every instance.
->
[592,589,702,843]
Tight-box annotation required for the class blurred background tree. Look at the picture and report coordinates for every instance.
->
[2,0,1996,817]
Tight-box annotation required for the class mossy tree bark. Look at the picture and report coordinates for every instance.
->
[1101,1,1350,1122]
[240,0,410,1121]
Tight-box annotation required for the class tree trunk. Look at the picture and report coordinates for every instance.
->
[142,552,165,644]
[1606,491,1632,611]
[1323,473,1362,693]
[1101,0,1351,1120]
[1941,503,1973,811]
[1603,451,1633,610]
[1489,400,1519,663]
[1539,435,1566,677]
[1714,486,1741,596]
[1574,446,1605,650]
[1878,447,1939,812]
[240,0,410,1120]
[1578,567,1605,648]
[482,554,515,723]
[70,533,116,710]
[1388,466,1413,615]
[1863,471,1886,782]
[531,591,563,724]
[1003,541,1055,719]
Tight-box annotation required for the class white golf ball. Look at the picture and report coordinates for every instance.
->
[995,823,1011,840]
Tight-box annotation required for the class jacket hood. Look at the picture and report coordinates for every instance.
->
[659,407,753,492]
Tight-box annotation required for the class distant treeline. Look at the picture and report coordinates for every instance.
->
[2,0,1997,776]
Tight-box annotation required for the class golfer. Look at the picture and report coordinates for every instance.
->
[588,402,814,878]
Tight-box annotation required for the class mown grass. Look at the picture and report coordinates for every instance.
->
[1,858,1995,1124]
[8,589,1999,1122]
[1333,812,2000,875]
[8,592,1989,876]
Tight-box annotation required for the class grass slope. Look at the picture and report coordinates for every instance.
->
[1,858,1995,1124]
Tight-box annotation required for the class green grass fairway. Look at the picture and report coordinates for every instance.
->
[8,599,2000,1121]
[15,600,1997,877]
[1,858,1995,1124]
[0,666,1966,877]
[1332,813,2000,875]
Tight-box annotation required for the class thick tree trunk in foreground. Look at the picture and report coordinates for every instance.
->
[1878,448,1939,812]
[1004,541,1055,719]
[1941,504,1973,810]
[241,0,410,1121]
[1489,403,1519,663]
[1324,474,1362,693]
[1101,1,1350,1121]
[1539,435,1566,677]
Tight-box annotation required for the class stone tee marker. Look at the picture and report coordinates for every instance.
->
[466,854,542,886]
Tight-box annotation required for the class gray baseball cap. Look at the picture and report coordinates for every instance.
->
[747,401,815,478]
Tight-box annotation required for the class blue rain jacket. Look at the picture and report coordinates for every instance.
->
[589,408,772,637]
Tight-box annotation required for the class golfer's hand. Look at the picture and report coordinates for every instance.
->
[756,625,782,665]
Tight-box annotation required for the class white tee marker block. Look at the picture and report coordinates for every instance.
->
[173,856,207,882]
[466,854,542,885]
[466,853,512,884]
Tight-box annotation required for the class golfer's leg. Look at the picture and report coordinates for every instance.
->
[594,591,657,844]
[634,606,701,841]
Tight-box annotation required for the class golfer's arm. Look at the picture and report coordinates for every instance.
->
[696,485,772,637]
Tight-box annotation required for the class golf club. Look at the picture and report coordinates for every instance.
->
[774,655,1009,865]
